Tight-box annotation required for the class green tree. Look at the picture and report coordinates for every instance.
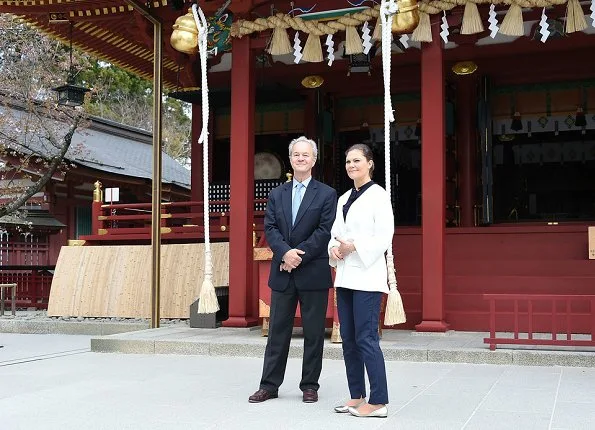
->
[80,61,192,164]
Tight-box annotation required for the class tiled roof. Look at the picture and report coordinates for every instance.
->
[72,117,190,189]
[1,105,190,189]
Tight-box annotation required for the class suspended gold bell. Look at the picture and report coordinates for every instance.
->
[170,11,199,55]
[392,0,420,35]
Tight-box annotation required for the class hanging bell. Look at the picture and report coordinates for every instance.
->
[171,11,199,55]
[392,0,420,35]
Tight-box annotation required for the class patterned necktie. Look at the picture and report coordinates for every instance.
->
[292,183,304,225]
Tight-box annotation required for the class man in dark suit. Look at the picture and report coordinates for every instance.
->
[249,136,337,404]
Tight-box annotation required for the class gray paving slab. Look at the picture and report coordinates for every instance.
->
[0,333,91,364]
[2,333,595,429]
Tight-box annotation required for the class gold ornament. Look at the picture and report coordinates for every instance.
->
[171,11,199,55]
[392,0,420,35]
[452,61,478,75]
[301,75,324,89]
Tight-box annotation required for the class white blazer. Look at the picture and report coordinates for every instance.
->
[328,183,395,293]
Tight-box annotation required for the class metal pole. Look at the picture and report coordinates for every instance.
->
[124,0,163,328]
[150,21,163,329]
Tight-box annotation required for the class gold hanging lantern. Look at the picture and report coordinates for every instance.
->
[392,0,420,35]
[452,61,478,75]
[171,11,199,55]
[301,75,324,89]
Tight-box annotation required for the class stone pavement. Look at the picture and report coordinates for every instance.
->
[1,333,595,430]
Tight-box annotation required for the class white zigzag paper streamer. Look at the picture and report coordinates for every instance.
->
[293,32,303,64]
[325,34,335,66]
[539,8,550,43]
[488,4,499,38]
[362,22,373,55]
[440,11,449,44]
[591,0,595,27]
[399,34,409,49]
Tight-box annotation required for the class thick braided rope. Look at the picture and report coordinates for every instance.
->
[381,0,397,290]
[231,0,574,38]
[231,5,380,37]
[192,4,212,285]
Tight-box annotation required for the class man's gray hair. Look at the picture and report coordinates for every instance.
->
[288,136,318,160]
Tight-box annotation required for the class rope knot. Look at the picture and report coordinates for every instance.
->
[380,0,399,17]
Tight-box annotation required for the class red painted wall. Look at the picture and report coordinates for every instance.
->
[395,224,595,332]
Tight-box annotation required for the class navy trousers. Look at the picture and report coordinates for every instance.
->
[336,287,389,405]
[260,278,329,392]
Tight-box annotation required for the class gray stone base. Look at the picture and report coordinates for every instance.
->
[0,319,149,335]
[89,327,595,367]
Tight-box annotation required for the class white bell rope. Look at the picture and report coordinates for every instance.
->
[192,4,219,314]
[380,0,406,326]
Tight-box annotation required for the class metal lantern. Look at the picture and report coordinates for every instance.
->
[52,22,90,107]
[452,61,478,76]
[53,80,90,107]
[301,75,324,89]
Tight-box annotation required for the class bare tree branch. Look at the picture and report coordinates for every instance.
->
[0,112,83,218]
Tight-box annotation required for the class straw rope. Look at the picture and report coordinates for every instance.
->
[231,0,584,43]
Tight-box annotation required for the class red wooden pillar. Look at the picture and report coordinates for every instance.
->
[456,77,477,227]
[223,36,258,327]
[415,21,449,332]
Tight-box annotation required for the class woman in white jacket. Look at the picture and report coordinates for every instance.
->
[329,144,394,418]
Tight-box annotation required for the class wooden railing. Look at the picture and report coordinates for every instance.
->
[483,294,595,350]
[0,266,54,309]
[0,241,50,266]
[84,199,268,243]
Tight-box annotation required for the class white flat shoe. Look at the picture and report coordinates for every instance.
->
[348,405,388,418]
[334,399,365,413]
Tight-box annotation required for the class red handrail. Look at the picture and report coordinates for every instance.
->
[483,294,595,351]
[90,199,268,241]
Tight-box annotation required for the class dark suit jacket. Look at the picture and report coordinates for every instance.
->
[265,178,337,292]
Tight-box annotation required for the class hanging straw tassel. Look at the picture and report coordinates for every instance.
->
[302,32,324,62]
[566,0,587,33]
[198,253,220,314]
[345,25,364,54]
[500,3,524,36]
[411,12,432,42]
[268,25,292,55]
[461,2,484,35]
[372,18,382,41]
[384,254,406,325]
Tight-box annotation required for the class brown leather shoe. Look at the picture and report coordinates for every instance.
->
[302,389,318,403]
[248,389,278,403]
